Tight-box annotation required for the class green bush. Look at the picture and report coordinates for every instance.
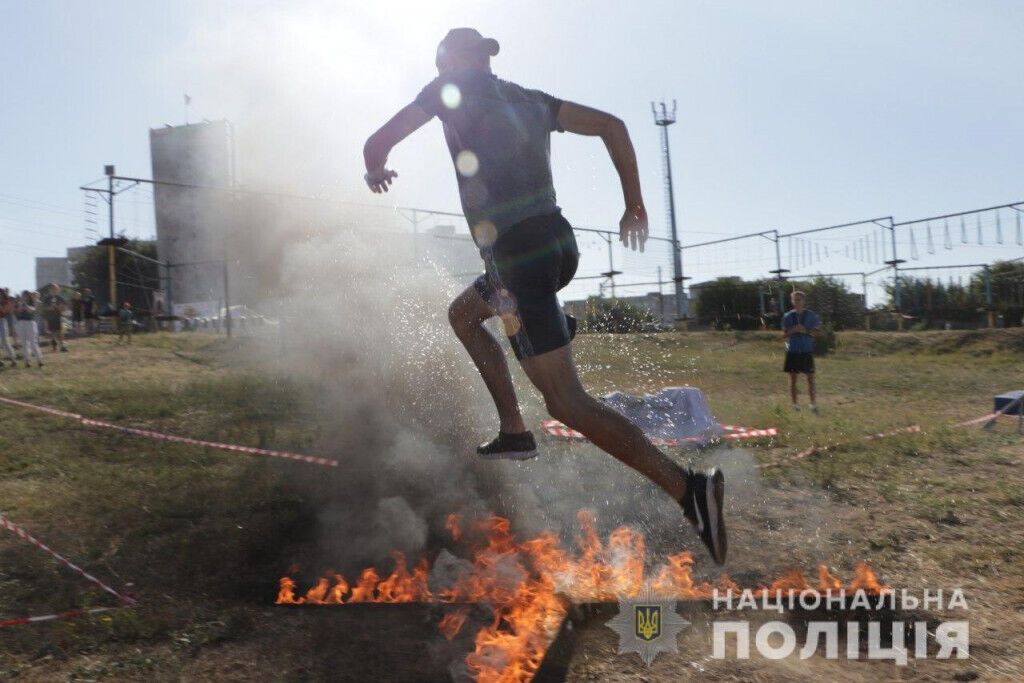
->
[814,322,837,356]
[580,297,659,333]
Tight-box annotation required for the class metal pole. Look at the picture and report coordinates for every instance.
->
[652,101,685,320]
[657,266,665,321]
[607,236,616,299]
[662,123,684,319]
[223,257,232,338]
[862,273,870,330]
[107,171,117,312]
[984,265,993,329]
[773,231,786,325]
[890,220,901,330]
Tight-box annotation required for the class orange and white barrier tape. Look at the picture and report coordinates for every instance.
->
[758,424,923,470]
[0,512,135,628]
[541,420,777,445]
[79,419,339,468]
[0,607,120,629]
[0,395,339,468]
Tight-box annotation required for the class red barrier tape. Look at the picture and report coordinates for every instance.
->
[0,395,339,468]
[0,514,134,606]
[541,420,778,445]
[0,607,119,629]
[758,424,923,470]
[0,513,135,629]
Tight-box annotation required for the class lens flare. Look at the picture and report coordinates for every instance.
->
[441,83,461,109]
[456,150,480,177]
[472,221,498,247]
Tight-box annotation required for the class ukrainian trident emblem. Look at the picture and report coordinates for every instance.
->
[635,605,661,641]
[607,582,690,665]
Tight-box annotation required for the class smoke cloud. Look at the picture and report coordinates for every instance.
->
[161,4,844,580]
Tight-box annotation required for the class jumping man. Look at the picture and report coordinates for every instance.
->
[363,29,726,564]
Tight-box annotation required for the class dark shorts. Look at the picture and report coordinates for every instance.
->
[784,351,815,374]
[46,314,62,332]
[473,211,579,360]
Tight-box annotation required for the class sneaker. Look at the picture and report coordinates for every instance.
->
[792,403,801,412]
[679,469,728,565]
[37,361,43,368]
[60,346,68,353]
[476,431,538,461]
[809,404,819,414]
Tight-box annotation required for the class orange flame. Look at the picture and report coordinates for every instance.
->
[276,510,890,682]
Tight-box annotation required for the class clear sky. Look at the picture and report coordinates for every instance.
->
[2,0,1022,300]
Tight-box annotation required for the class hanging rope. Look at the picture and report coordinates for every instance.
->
[926,223,935,254]
[977,214,983,245]
[996,210,1003,244]
[943,219,952,250]
[1017,211,1023,246]
[960,215,968,243]
[910,228,919,260]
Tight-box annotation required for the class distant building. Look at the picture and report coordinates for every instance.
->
[414,225,481,286]
[150,121,234,306]
[35,257,70,290]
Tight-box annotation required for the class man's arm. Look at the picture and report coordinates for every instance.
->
[556,102,647,251]
[363,104,433,193]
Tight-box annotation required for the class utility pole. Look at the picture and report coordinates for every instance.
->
[600,233,622,298]
[88,165,135,322]
[984,264,994,329]
[652,100,688,324]
[657,266,665,321]
[882,218,905,331]
[766,230,789,324]
[106,166,115,308]
[862,272,870,330]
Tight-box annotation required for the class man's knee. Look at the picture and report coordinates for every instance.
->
[543,387,589,425]
[447,298,474,335]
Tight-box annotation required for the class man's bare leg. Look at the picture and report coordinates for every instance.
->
[807,374,817,406]
[789,373,799,405]
[448,286,526,434]
[519,344,686,500]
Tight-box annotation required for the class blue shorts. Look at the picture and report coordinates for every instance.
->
[473,212,579,360]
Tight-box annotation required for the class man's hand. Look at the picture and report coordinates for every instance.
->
[363,103,432,195]
[557,102,648,251]
[620,204,649,251]
[364,168,398,194]
[792,324,806,334]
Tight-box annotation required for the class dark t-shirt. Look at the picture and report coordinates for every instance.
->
[43,295,65,317]
[82,295,95,316]
[414,69,563,237]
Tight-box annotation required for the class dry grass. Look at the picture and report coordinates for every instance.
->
[0,329,1021,681]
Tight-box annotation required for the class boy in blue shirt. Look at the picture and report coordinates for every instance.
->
[783,291,821,412]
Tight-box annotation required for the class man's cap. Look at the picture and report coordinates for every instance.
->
[436,28,499,66]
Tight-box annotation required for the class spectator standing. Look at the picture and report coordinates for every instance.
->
[117,301,135,345]
[71,289,83,334]
[41,283,68,352]
[0,290,16,367]
[15,292,43,368]
[782,290,821,412]
[2,287,17,350]
[81,288,96,335]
